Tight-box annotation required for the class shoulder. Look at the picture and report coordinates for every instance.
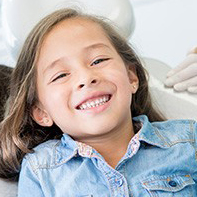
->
[135,115,197,146]
[23,139,61,169]
[151,118,197,148]
[152,119,196,143]
[20,137,78,178]
[24,137,77,169]
[23,138,77,170]
[33,139,61,153]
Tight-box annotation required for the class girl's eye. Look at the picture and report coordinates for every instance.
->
[52,73,69,82]
[91,58,110,66]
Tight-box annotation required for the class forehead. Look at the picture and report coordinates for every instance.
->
[43,17,112,48]
[37,18,116,66]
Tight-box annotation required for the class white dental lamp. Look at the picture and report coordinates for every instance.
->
[1,0,135,63]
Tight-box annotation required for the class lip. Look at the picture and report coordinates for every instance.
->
[75,91,112,110]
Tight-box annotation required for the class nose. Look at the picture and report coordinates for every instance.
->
[76,68,100,90]
[78,79,98,89]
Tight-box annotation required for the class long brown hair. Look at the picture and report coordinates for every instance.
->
[0,8,165,181]
[0,65,13,122]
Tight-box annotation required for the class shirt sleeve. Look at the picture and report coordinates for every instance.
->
[18,156,44,197]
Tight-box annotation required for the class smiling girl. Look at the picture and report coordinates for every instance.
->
[0,8,196,196]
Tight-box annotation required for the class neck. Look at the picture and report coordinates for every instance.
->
[80,118,135,168]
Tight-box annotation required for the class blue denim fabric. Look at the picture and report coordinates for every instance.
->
[18,115,197,196]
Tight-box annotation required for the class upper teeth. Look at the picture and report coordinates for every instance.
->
[79,95,110,110]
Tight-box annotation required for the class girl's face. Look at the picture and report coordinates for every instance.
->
[33,18,138,141]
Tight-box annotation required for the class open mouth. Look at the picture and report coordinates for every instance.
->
[76,94,112,110]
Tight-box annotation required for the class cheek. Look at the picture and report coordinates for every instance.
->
[110,69,132,90]
[111,69,133,102]
[39,86,69,109]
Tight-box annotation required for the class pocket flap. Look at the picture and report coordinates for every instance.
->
[142,174,195,192]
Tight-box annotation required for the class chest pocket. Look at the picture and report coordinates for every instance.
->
[142,174,195,196]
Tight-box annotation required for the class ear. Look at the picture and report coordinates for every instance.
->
[127,67,139,94]
[32,105,53,127]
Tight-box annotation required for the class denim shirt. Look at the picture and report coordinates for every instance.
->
[18,115,197,196]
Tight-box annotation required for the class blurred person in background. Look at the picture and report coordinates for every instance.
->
[165,46,197,94]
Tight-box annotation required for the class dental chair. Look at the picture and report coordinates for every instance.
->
[142,57,197,120]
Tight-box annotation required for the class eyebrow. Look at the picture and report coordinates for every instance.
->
[84,43,111,51]
[43,43,111,75]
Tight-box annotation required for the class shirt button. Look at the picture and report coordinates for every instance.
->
[116,179,124,187]
[168,180,177,187]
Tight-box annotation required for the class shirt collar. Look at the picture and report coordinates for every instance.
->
[61,133,78,150]
[133,115,170,148]
[61,134,94,158]
[59,115,169,163]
